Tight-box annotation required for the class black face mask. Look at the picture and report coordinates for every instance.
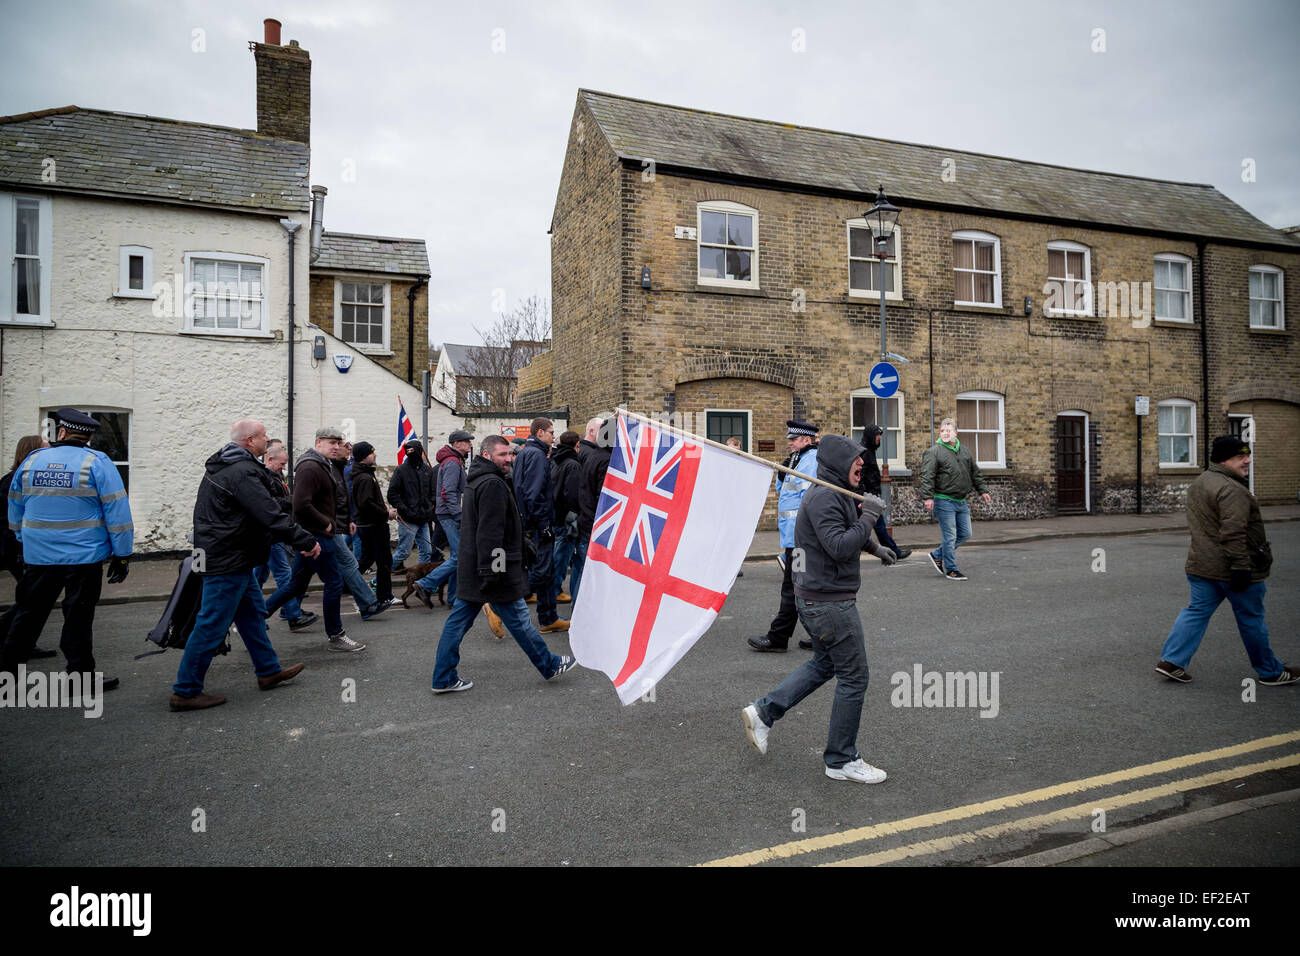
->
[406,448,422,462]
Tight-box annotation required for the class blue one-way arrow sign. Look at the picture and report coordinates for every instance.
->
[869,361,899,398]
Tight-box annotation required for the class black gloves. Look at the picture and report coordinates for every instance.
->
[107,555,130,584]
[1229,568,1253,593]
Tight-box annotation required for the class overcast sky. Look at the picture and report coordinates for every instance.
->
[3,0,1297,350]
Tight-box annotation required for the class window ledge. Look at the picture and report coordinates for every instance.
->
[350,346,393,357]
[178,328,275,340]
[0,317,55,329]
[693,283,764,298]
[1248,326,1288,336]
[1044,310,1099,321]
[977,467,1009,475]
[1158,466,1200,475]
[1153,319,1196,328]
[882,467,912,477]
[848,291,904,303]
[952,303,1006,314]
[113,291,157,301]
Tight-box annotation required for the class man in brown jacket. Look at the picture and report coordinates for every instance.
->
[1155,435,1296,685]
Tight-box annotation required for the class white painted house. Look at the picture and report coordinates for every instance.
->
[0,28,459,552]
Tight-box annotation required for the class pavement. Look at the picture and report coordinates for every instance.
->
[7,504,1297,607]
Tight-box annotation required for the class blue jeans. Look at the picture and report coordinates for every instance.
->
[173,572,282,697]
[265,535,345,636]
[527,528,558,625]
[348,533,363,563]
[929,497,971,572]
[332,532,376,609]
[392,520,432,567]
[432,597,564,689]
[552,524,576,599]
[754,598,869,769]
[254,543,302,621]
[418,516,459,605]
[873,513,901,555]
[569,536,587,602]
[1159,575,1285,679]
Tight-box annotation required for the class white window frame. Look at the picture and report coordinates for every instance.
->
[697,201,759,290]
[40,406,131,490]
[704,408,752,452]
[1249,265,1284,330]
[952,230,1002,308]
[850,388,906,469]
[182,251,270,336]
[1154,253,1193,323]
[847,219,902,301]
[1157,398,1197,468]
[116,245,154,299]
[955,390,1006,468]
[1046,240,1092,316]
[0,192,54,326]
[334,277,392,354]
[464,389,489,408]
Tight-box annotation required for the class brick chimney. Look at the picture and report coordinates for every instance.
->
[251,18,310,144]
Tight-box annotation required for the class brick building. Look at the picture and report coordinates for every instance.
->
[549,90,1300,525]
[309,231,430,386]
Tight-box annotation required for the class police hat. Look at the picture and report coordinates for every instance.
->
[786,419,819,439]
[53,408,101,436]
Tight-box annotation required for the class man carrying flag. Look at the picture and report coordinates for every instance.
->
[742,434,897,784]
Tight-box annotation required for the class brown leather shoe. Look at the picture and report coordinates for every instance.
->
[525,593,537,604]
[556,592,572,604]
[485,604,504,639]
[257,662,305,691]
[170,692,227,711]
[538,619,570,634]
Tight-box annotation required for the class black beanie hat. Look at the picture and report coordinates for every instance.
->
[1210,435,1249,463]
[352,441,375,462]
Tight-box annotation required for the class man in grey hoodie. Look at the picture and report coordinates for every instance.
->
[742,434,896,784]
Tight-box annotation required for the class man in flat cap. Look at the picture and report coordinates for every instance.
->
[1,408,133,687]
[747,419,820,653]
[1155,435,1296,686]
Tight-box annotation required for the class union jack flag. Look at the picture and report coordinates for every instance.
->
[571,413,772,704]
[396,398,417,464]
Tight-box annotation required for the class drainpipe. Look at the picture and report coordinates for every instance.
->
[280,218,302,482]
[1196,239,1209,468]
[407,276,427,385]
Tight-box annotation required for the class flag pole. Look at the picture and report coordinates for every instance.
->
[618,408,866,503]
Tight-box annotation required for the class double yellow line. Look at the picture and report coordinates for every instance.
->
[700,729,1300,867]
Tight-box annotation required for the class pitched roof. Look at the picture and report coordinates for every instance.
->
[0,106,308,214]
[313,232,430,276]
[439,342,543,376]
[578,90,1298,248]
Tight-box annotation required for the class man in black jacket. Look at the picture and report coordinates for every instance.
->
[549,430,582,604]
[430,435,577,693]
[171,419,319,711]
[574,417,613,602]
[350,441,395,604]
[742,435,896,783]
[857,424,909,560]
[388,440,437,570]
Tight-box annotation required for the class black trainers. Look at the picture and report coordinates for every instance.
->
[1259,665,1299,686]
[944,568,967,582]
[288,611,318,632]
[747,636,788,653]
[928,552,946,576]
[1155,660,1191,682]
[547,656,578,681]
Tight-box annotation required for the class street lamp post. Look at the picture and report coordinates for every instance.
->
[864,185,901,527]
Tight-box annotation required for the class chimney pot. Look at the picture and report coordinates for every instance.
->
[263,18,281,45]
[289,39,300,48]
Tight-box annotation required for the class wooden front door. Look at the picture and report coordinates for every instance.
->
[1055,415,1086,513]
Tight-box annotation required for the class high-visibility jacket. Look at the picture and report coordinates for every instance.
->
[776,445,818,550]
[8,441,133,565]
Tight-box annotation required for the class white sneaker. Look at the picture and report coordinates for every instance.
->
[327,631,367,652]
[742,704,769,755]
[825,758,887,784]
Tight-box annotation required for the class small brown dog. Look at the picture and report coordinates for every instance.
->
[398,557,447,608]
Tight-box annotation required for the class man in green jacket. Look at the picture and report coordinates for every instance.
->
[918,418,991,581]
[1155,435,1296,685]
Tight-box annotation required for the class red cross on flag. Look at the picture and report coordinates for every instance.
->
[570,413,771,705]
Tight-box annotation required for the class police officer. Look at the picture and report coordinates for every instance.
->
[1,408,133,687]
[747,419,820,653]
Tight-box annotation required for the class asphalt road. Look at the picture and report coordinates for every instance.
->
[2,527,1297,869]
